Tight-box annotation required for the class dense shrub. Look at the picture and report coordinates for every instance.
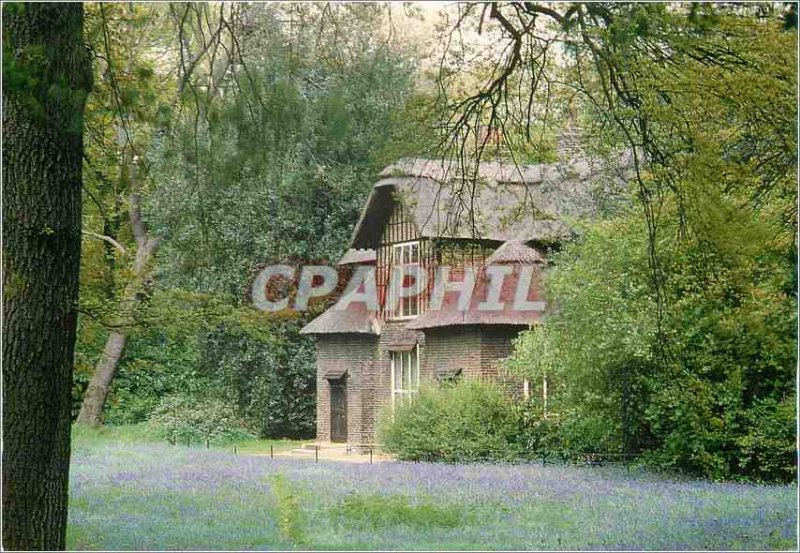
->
[200,320,317,439]
[149,394,257,445]
[102,329,207,426]
[98,315,317,439]
[734,396,797,483]
[506,207,797,483]
[535,410,623,459]
[379,379,532,462]
[640,391,798,483]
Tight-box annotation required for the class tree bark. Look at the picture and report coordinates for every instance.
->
[76,331,128,426]
[2,3,91,550]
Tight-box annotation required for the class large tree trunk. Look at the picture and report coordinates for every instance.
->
[77,186,157,426]
[2,3,91,550]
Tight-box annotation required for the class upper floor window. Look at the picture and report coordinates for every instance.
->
[389,241,422,319]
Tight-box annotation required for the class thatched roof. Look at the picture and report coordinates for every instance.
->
[350,155,630,248]
[299,290,381,335]
[337,248,376,266]
[485,240,545,265]
[406,264,547,330]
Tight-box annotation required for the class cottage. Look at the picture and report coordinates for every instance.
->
[300,156,627,446]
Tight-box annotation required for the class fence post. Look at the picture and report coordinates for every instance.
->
[234,445,238,456]
[205,438,209,449]
[270,445,274,459]
[187,436,190,448]
[369,446,373,465]
[315,445,319,463]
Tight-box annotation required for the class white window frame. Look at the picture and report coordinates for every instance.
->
[388,240,422,320]
[390,345,420,410]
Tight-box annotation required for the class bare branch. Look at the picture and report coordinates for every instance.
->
[82,231,128,255]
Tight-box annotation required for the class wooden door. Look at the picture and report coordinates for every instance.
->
[330,383,347,443]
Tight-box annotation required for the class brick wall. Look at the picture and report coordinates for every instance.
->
[315,335,377,443]
[313,324,527,445]
[422,326,483,378]
[481,326,522,377]
[482,326,528,396]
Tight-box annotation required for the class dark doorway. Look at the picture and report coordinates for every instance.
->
[330,382,347,443]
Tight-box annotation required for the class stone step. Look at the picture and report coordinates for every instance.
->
[286,444,355,457]
[300,442,350,451]
[271,447,390,464]
[288,448,315,456]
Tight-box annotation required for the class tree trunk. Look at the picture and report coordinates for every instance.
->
[76,332,127,426]
[2,3,91,550]
[77,182,158,426]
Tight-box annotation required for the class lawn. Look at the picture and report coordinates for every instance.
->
[68,429,797,551]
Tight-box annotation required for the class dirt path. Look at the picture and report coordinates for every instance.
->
[250,446,393,464]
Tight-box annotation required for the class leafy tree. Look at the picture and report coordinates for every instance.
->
[456,3,797,481]
[150,3,427,294]
[76,3,168,425]
[509,194,795,480]
[508,213,658,456]
[96,4,432,438]
[76,3,243,425]
[442,3,795,289]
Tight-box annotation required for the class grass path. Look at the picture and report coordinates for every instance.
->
[68,429,797,550]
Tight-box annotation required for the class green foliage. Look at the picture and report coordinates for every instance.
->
[735,397,797,484]
[77,4,434,437]
[331,493,470,529]
[103,329,206,425]
[199,318,317,439]
[379,379,530,462]
[508,214,658,457]
[92,290,317,438]
[536,411,622,459]
[501,9,797,484]
[70,422,163,447]
[149,394,256,445]
[507,199,796,481]
[149,6,430,296]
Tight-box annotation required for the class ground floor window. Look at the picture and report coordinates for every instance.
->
[390,347,419,407]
